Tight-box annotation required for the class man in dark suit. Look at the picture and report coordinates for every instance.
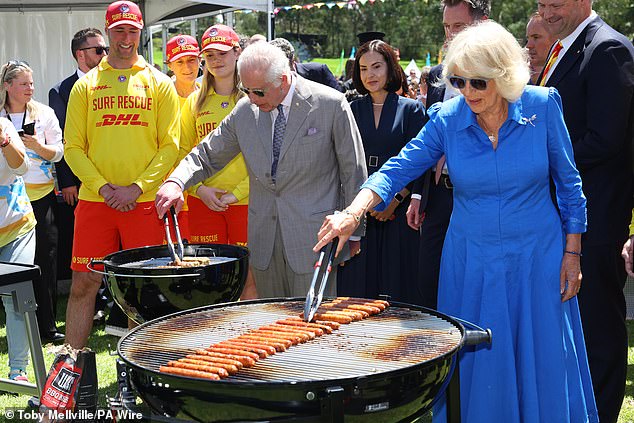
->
[49,28,108,328]
[537,1,634,421]
[49,28,107,277]
[269,37,341,92]
[295,62,341,92]
[405,0,489,308]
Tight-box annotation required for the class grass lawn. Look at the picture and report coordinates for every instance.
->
[1,294,634,422]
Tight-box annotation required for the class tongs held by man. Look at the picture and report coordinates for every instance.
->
[304,238,339,322]
[163,206,184,263]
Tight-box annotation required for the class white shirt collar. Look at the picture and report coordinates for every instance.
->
[271,73,295,123]
[560,10,597,52]
[76,68,86,78]
[543,11,596,83]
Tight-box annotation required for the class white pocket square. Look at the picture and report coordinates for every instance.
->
[307,127,318,136]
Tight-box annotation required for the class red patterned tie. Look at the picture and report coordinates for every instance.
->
[539,41,563,86]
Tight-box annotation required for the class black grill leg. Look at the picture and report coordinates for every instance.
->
[321,386,345,423]
[446,358,461,423]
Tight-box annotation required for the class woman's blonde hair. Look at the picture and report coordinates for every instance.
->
[194,47,244,115]
[442,20,530,102]
[0,61,38,120]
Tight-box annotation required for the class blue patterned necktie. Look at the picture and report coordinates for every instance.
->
[271,104,286,181]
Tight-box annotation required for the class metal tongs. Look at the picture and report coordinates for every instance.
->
[304,238,339,322]
[164,206,184,263]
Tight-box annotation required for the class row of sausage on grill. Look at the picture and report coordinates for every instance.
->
[159,297,390,380]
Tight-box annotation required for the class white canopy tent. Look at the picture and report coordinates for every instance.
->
[0,0,271,103]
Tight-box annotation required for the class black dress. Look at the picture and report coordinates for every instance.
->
[337,92,424,302]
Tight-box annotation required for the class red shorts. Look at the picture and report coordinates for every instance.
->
[71,200,164,272]
[187,196,248,246]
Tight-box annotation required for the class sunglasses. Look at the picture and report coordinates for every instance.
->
[2,60,30,82]
[238,83,268,98]
[448,75,490,91]
[78,46,109,55]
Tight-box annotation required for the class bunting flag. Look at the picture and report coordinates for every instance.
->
[349,46,356,59]
[437,49,443,65]
[425,52,431,67]
[273,0,387,15]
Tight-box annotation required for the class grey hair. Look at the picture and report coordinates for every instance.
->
[442,20,529,102]
[269,38,295,68]
[237,41,291,87]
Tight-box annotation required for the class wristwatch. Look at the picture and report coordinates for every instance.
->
[394,192,404,203]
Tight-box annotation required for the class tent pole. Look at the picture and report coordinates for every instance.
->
[268,0,274,40]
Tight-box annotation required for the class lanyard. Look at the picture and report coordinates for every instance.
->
[6,110,26,129]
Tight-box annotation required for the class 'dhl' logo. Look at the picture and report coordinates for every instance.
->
[52,368,81,393]
[96,114,149,127]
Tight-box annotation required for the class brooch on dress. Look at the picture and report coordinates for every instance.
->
[221,102,229,109]
[521,114,537,127]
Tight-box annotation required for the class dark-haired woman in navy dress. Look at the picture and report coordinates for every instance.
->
[337,40,424,302]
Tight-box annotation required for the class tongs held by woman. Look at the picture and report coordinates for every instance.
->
[304,238,339,322]
[163,206,184,263]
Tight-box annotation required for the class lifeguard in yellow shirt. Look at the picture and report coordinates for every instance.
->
[64,0,180,349]
[164,34,201,240]
[180,25,249,246]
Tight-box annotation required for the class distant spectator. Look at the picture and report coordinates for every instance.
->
[417,66,431,106]
[269,37,341,91]
[248,33,266,45]
[1,60,64,343]
[525,12,555,84]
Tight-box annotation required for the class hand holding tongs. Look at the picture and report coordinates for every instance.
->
[164,206,184,263]
[304,238,339,322]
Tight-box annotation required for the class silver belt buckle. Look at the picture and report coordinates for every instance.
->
[368,156,379,167]
[442,175,453,189]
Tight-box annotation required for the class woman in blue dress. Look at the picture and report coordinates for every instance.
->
[337,40,424,302]
[315,21,598,422]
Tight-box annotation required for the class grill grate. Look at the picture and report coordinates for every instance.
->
[119,301,462,383]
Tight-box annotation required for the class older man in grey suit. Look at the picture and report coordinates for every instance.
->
[156,42,367,298]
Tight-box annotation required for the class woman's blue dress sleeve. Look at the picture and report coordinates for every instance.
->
[547,88,587,234]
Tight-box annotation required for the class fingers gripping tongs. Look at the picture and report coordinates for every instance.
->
[304,238,339,322]
[164,206,184,263]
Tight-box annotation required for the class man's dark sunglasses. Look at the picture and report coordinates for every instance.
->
[79,46,109,55]
[238,83,267,97]
[448,75,489,91]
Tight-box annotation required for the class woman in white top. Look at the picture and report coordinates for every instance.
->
[0,60,64,341]
[0,117,36,381]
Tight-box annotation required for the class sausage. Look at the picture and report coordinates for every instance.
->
[218,340,273,357]
[259,325,315,340]
[159,366,220,380]
[178,358,239,375]
[276,319,334,334]
[194,349,256,367]
[335,297,390,308]
[318,305,368,319]
[167,361,229,378]
[250,329,304,344]
[184,355,243,371]
[328,301,381,314]
[300,312,353,324]
[205,346,260,362]
[236,335,289,352]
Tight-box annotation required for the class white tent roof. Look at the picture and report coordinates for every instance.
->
[0,1,270,103]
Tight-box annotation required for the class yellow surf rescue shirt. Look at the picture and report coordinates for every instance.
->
[180,88,248,205]
[64,56,180,203]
